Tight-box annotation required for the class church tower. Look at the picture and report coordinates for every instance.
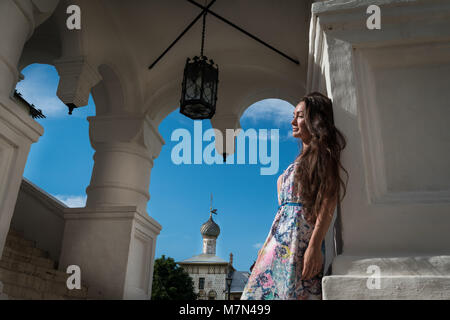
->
[200,211,220,255]
[177,193,249,300]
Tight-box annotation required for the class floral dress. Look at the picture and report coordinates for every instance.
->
[241,161,325,300]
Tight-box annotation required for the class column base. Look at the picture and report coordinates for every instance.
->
[323,255,450,299]
[59,206,162,300]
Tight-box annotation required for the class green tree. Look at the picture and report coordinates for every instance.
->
[151,255,197,300]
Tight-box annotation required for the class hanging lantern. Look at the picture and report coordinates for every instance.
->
[180,56,218,119]
[180,3,218,120]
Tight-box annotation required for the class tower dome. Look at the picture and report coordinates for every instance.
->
[200,214,220,237]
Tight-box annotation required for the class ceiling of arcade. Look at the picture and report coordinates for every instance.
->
[19,0,314,125]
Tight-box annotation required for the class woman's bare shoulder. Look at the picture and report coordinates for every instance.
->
[276,178,281,192]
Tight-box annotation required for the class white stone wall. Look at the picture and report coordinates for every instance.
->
[309,0,450,258]
[10,180,65,261]
[309,0,450,299]
[181,265,228,300]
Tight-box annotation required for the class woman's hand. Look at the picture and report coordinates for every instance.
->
[300,243,323,280]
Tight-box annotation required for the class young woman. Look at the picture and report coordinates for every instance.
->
[241,92,348,300]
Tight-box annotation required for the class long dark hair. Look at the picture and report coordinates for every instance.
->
[293,92,348,225]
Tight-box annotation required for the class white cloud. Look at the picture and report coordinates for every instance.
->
[54,195,87,208]
[241,99,295,127]
[15,64,78,118]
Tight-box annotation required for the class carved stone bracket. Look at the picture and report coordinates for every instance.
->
[210,113,242,159]
[54,56,102,108]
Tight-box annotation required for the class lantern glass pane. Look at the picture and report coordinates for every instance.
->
[203,82,212,104]
[186,78,197,99]
[196,73,203,89]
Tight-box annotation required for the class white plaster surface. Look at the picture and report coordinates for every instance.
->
[10,179,66,261]
[309,0,450,299]
[59,206,161,300]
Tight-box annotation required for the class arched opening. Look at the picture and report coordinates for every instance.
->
[149,97,299,299]
[3,63,95,292]
[15,63,95,208]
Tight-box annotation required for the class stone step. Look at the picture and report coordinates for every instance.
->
[5,233,36,249]
[1,247,55,269]
[0,257,90,295]
[2,282,43,300]
[1,228,89,299]
[4,285,86,300]
[7,229,24,238]
[4,238,49,259]
[0,266,88,299]
[2,282,81,300]
[0,258,68,283]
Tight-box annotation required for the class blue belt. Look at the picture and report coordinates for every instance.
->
[278,201,302,211]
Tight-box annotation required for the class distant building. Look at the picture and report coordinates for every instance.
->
[177,208,249,300]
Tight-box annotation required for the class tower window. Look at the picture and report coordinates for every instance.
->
[199,277,205,289]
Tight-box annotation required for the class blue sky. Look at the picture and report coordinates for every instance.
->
[17,63,303,272]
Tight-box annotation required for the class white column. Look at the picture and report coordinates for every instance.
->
[59,114,165,299]
[0,0,44,256]
[85,115,164,213]
[308,0,450,299]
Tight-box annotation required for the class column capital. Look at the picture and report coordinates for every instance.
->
[87,114,165,160]
[85,114,165,212]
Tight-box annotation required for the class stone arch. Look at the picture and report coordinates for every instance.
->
[143,63,303,159]
[18,14,62,72]
[145,63,304,127]
[144,78,181,127]
[91,63,126,116]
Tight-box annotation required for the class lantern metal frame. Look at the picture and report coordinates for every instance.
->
[179,1,219,120]
[148,0,299,70]
[148,0,300,120]
[180,55,218,120]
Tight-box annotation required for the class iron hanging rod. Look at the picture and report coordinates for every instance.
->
[149,0,300,69]
[148,0,218,69]
[187,0,299,65]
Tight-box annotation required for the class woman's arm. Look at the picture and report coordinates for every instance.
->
[301,193,338,280]
[277,175,282,206]
[309,194,337,249]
